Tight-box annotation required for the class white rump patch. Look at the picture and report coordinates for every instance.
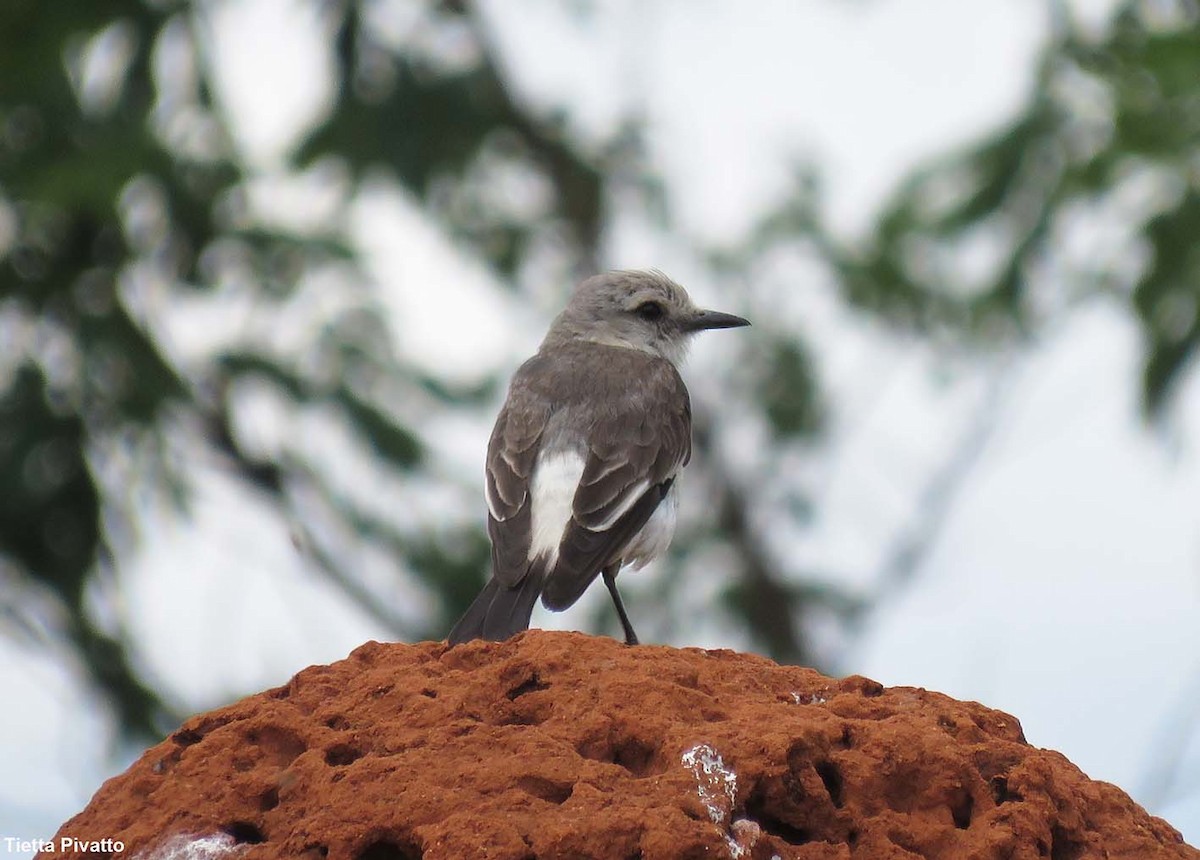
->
[624,482,678,568]
[529,450,586,564]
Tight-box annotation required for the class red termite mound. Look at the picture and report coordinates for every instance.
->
[45,631,1197,860]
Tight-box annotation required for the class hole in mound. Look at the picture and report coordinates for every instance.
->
[259,787,280,811]
[1049,825,1085,860]
[515,775,574,804]
[224,822,266,845]
[950,789,974,829]
[506,673,549,700]
[420,689,437,699]
[991,775,1021,805]
[838,725,854,749]
[576,731,663,776]
[815,760,843,808]
[611,735,660,777]
[356,838,422,860]
[172,729,204,747]
[301,845,328,860]
[325,744,363,767]
[245,725,307,768]
[324,715,350,731]
[743,793,812,846]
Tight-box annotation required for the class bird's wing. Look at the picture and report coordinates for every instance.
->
[539,359,692,611]
[484,376,550,588]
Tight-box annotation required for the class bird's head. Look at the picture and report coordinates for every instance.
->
[545,270,750,365]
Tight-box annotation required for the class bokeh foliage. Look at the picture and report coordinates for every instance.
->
[800,3,1200,413]
[2,0,1198,742]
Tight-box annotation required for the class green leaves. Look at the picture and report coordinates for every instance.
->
[296,3,606,275]
[6,0,1200,745]
[0,364,97,598]
[0,362,173,737]
[216,350,423,470]
[758,338,824,441]
[1134,190,1200,414]
[0,2,450,738]
[777,4,1200,415]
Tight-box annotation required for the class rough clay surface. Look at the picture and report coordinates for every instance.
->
[48,631,1197,860]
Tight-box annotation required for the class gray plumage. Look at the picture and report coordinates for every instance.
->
[448,269,749,645]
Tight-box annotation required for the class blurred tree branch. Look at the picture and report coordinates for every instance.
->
[4,0,1200,748]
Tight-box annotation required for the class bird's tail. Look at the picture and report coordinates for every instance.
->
[447,574,543,645]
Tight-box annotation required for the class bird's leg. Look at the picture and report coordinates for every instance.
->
[602,564,639,645]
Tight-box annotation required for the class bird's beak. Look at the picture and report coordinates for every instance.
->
[686,309,752,332]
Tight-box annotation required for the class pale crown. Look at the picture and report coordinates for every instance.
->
[541,269,741,367]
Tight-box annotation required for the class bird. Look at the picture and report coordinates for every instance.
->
[447,269,750,646]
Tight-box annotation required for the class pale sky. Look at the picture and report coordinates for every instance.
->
[4,0,1199,850]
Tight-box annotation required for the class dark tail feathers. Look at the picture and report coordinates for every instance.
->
[447,574,543,645]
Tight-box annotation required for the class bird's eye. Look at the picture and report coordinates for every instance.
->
[635,301,665,321]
